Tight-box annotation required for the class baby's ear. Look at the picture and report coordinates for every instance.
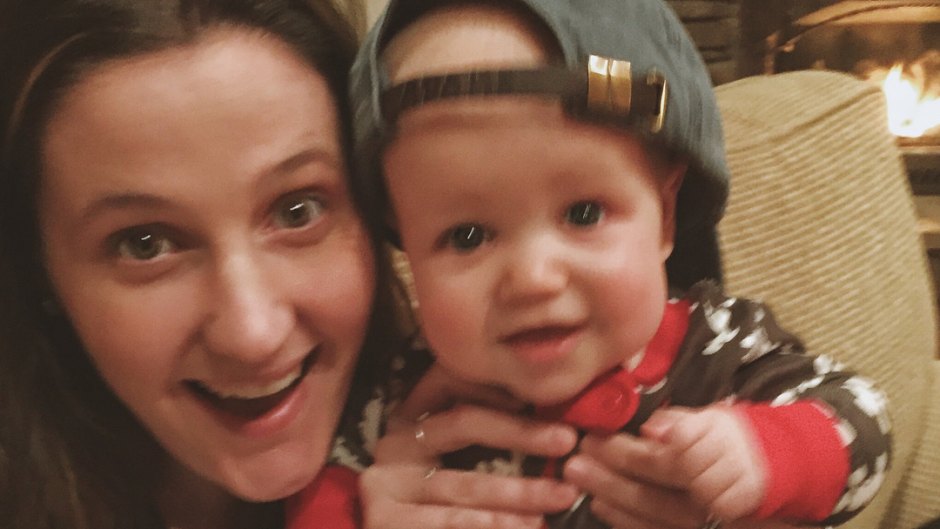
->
[658,160,687,260]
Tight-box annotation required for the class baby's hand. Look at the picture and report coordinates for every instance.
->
[641,405,768,522]
[562,431,709,528]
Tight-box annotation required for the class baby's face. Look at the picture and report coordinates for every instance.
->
[384,97,681,405]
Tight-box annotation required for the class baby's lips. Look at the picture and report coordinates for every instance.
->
[535,368,639,434]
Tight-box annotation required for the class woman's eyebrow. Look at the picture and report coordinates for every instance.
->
[76,147,342,225]
[79,192,173,224]
[265,145,341,179]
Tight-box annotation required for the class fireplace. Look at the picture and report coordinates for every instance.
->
[737,0,940,307]
[748,1,940,194]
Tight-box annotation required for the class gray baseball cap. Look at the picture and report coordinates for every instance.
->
[349,0,730,289]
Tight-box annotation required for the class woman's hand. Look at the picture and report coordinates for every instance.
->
[360,365,582,529]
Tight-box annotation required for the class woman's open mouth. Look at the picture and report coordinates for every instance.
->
[185,350,316,420]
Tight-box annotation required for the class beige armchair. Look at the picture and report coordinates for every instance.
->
[716,70,940,529]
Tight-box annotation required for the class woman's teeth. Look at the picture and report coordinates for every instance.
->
[185,350,317,419]
[199,366,302,400]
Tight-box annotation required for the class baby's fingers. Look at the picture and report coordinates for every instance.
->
[577,432,685,488]
[564,453,706,528]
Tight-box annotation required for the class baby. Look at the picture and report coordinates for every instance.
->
[291,0,893,527]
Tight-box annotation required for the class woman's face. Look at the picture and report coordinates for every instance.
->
[38,30,375,501]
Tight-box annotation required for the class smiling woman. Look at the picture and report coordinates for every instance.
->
[0,1,409,529]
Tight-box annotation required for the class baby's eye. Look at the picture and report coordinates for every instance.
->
[114,229,176,261]
[273,194,324,229]
[443,223,488,251]
[565,200,604,226]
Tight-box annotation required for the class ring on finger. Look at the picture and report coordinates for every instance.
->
[423,466,439,480]
[414,412,431,449]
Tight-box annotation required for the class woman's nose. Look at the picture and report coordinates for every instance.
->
[201,251,292,364]
[497,236,568,304]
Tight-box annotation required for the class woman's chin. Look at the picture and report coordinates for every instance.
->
[226,471,318,502]
[216,450,327,502]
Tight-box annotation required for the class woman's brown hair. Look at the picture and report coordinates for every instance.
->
[0,1,407,527]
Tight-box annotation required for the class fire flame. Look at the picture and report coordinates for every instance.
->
[865,59,940,138]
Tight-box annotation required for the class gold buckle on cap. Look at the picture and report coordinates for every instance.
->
[585,55,668,133]
[587,56,630,115]
[647,69,667,133]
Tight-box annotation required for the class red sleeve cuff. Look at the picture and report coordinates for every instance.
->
[739,400,849,522]
[286,465,361,529]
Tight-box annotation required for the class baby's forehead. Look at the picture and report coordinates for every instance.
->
[385,95,654,172]
[381,2,557,85]
[390,95,563,135]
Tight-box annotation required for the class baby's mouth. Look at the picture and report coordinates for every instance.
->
[501,324,582,346]
[186,350,316,419]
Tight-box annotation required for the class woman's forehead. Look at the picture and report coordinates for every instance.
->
[40,29,340,211]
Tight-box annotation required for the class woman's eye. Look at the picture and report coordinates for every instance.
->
[566,200,604,226]
[115,230,175,261]
[273,194,324,229]
[445,223,488,251]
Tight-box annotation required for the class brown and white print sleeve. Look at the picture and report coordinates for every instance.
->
[667,281,891,526]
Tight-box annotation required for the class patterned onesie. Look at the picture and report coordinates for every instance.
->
[288,281,891,529]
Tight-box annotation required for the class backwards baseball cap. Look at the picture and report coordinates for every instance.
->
[349,0,730,289]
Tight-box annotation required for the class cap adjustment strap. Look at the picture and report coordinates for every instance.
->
[380,54,667,133]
